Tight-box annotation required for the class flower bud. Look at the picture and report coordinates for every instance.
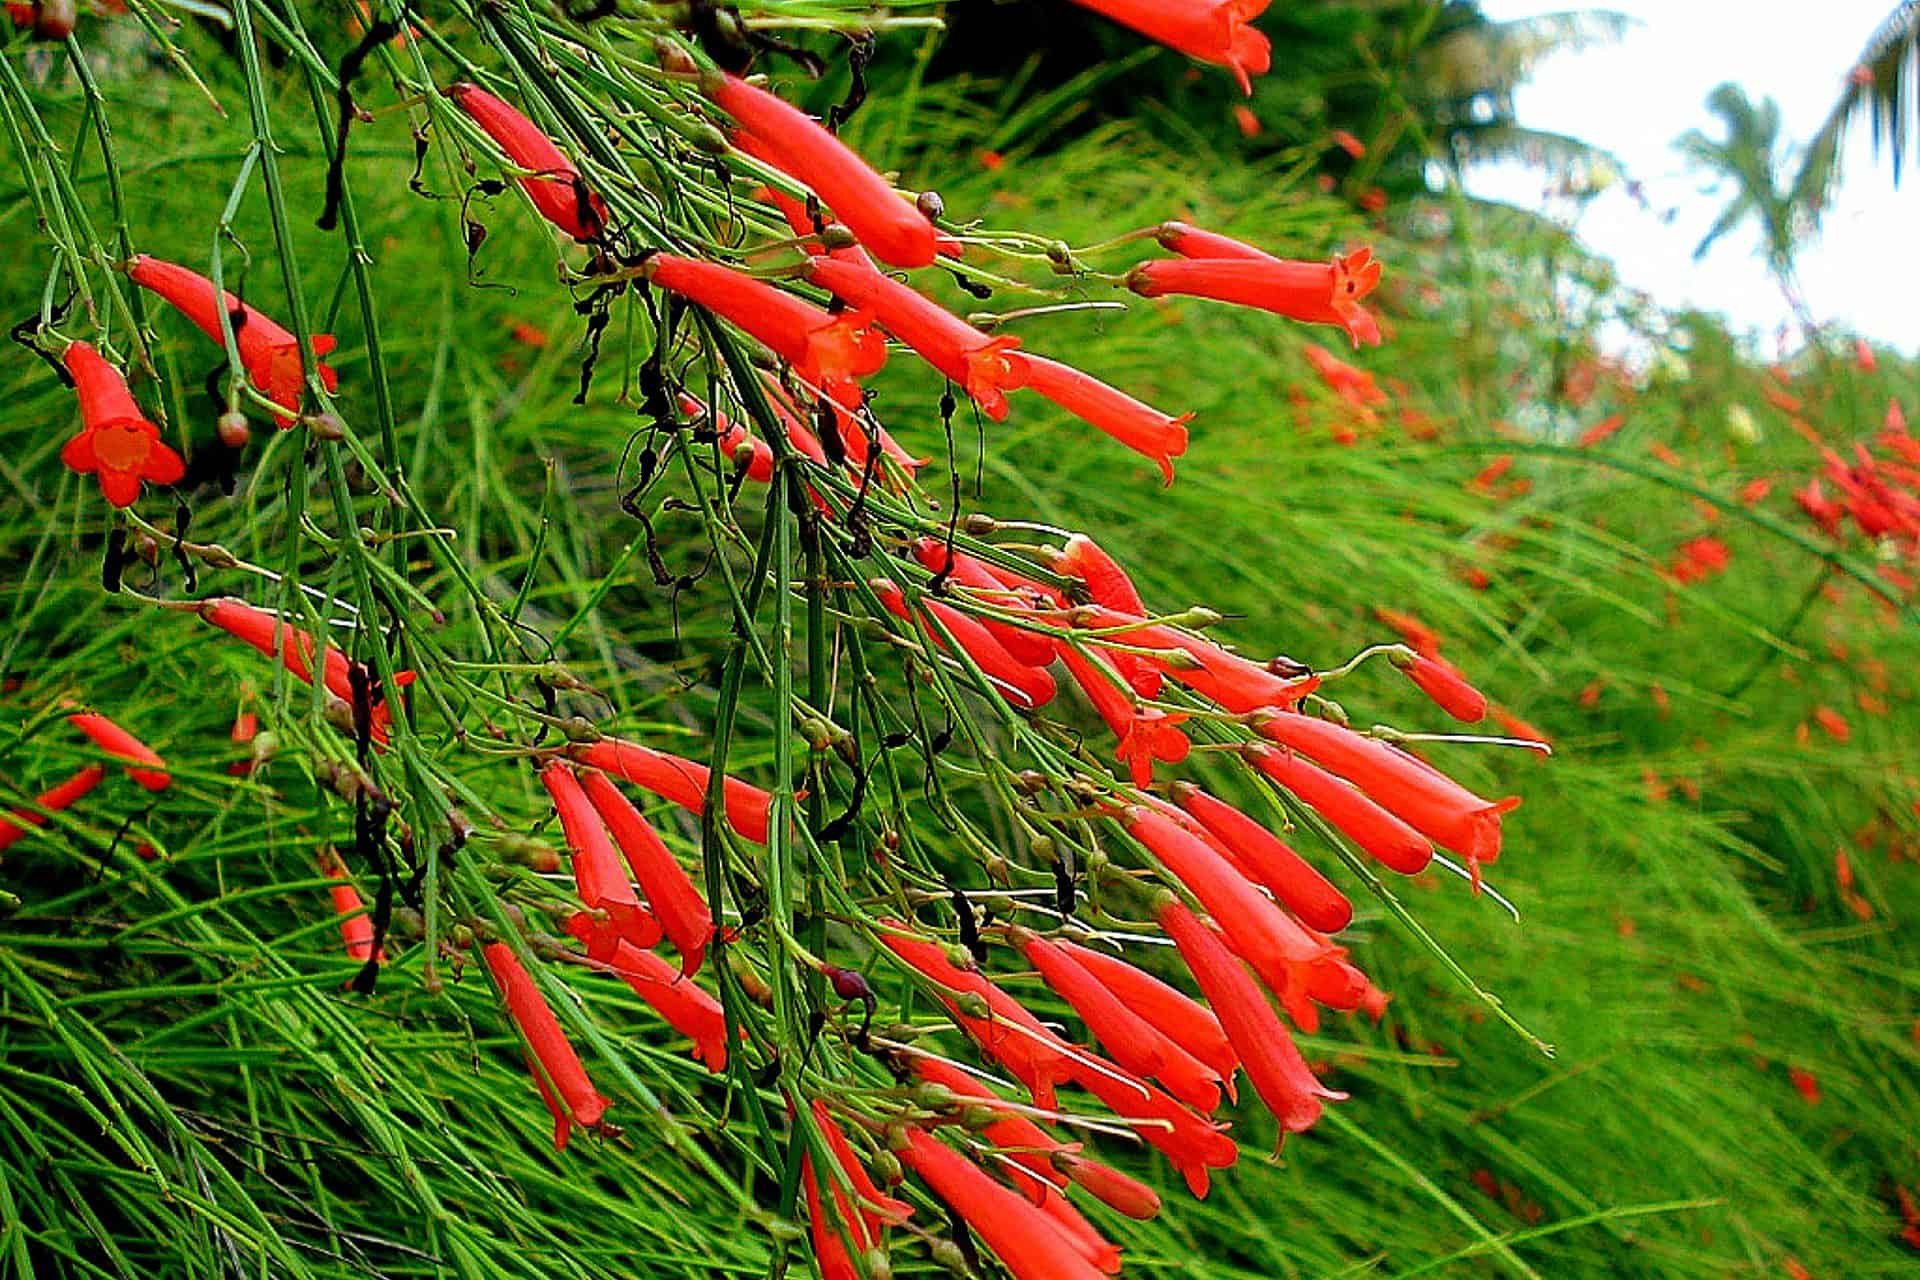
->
[217,412,251,448]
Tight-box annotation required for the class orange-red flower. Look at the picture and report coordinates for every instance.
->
[911,539,1056,666]
[1024,926,1224,1112]
[482,942,610,1150]
[878,923,1077,1108]
[127,256,338,425]
[579,768,712,977]
[897,1129,1112,1280]
[643,254,885,409]
[1125,806,1330,1029]
[709,74,937,269]
[1056,1153,1162,1221]
[325,863,382,963]
[1057,643,1189,787]
[1157,898,1344,1135]
[1066,1050,1238,1198]
[1053,939,1237,1082]
[1172,782,1352,932]
[542,762,663,958]
[1246,742,1436,875]
[1396,652,1488,723]
[873,579,1058,710]
[1067,0,1272,95]
[66,711,170,790]
[1057,605,1317,714]
[906,1055,1074,1197]
[1020,355,1191,484]
[198,598,414,746]
[587,938,731,1071]
[0,766,105,853]
[810,1099,912,1235]
[445,82,608,242]
[1302,342,1387,410]
[58,342,184,507]
[804,257,1026,420]
[569,735,773,844]
[1129,248,1383,348]
[1052,534,1160,696]
[1254,712,1518,874]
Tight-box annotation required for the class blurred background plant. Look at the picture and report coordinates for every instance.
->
[1,1,1918,1279]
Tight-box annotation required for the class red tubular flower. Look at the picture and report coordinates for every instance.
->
[1303,342,1388,409]
[1053,940,1237,1081]
[873,580,1058,710]
[1017,929,1173,1081]
[804,257,1026,420]
[801,1158,860,1280]
[66,712,170,791]
[1254,711,1517,874]
[1376,607,1442,658]
[1067,1052,1238,1198]
[898,1129,1111,1280]
[811,1099,913,1232]
[445,82,608,242]
[1125,806,1329,1029]
[126,256,338,426]
[1153,220,1274,262]
[570,735,773,844]
[1033,1186,1123,1275]
[1061,604,1317,714]
[1056,644,1189,788]
[482,941,610,1150]
[1397,652,1488,723]
[58,342,184,507]
[878,924,1077,1108]
[579,768,713,978]
[1020,355,1191,484]
[911,539,1056,667]
[1052,534,1160,697]
[1245,742,1436,875]
[541,762,662,958]
[644,254,885,409]
[709,74,938,269]
[1129,248,1383,348]
[1056,1154,1162,1221]
[1157,898,1344,1136]
[0,766,106,853]
[326,865,382,963]
[1172,782,1352,933]
[198,599,412,746]
[591,939,731,1071]
[1067,0,1272,95]
[907,1055,1075,1195]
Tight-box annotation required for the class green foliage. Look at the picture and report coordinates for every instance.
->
[1,6,1918,1280]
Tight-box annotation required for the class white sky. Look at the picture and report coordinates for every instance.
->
[1468,0,1920,355]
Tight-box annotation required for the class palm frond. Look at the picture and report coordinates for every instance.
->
[1792,0,1920,214]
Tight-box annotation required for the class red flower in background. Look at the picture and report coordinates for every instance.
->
[1068,0,1272,95]
[127,256,338,425]
[1302,342,1387,410]
[643,255,885,409]
[1129,247,1383,347]
[709,73,938,269]
[66,711,171,790]
[59,342,184,507]
[482,942,610,1150]
[872,579,1058,709]
[445,82,609,242]
[0,766,106,853]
